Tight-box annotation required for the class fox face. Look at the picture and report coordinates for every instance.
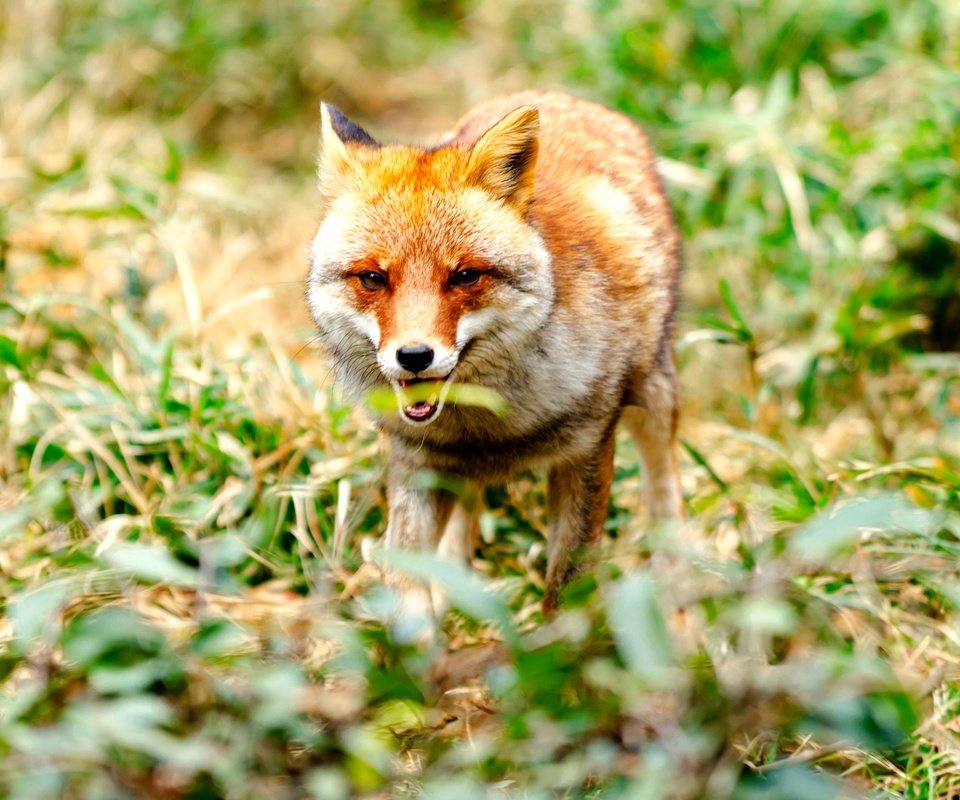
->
[308,105,553,425]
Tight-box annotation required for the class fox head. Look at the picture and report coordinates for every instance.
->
[308,103,553,425]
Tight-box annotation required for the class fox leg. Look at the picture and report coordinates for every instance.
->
[437,492,478,566]
[543,421,617,614]
[431,491,479,612]
[383,465,453,638]
[621,359,684,521]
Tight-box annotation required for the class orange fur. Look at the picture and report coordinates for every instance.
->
[308,91,683,632]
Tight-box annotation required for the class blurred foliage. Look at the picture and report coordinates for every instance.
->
[1,0,959,797]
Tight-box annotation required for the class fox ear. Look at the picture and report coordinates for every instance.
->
[318,103,379,196]
[466,107,539,208]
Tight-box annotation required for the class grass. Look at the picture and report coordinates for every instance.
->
[1,0,959,797]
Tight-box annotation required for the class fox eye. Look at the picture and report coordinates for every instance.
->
[449,268,482,288]
[357,271,388,290]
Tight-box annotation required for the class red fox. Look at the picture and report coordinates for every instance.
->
[308,90,683,626]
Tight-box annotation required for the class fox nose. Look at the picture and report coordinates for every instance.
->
[396,344,434,374]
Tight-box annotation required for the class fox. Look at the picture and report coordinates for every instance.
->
[307,90,683,628]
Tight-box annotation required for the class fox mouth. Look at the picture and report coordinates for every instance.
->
[394,375,453,424]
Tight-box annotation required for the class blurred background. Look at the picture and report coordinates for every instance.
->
[3,0,958,435]
[1,1,959,797]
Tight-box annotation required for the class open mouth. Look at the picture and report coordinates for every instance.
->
[394,375,451,424]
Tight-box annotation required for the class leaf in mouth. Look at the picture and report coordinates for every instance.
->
[364,383,508,417]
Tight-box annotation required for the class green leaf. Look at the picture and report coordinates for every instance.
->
[89,658,176,694]
[681,439,728,492]
[102,544,199,587]
[0,502,33,540]
[250,662,307,730]
[806,689,917,750]
[189,618,249,657]
[788,496,908,563]
[162,136,182,184]
[62,607,165,667]
[343,725,394,789]
[109,175,159,220]
[606,574,675,682]
[734,764,847,800]
[365,382,508,417]
[0,333,21,368]
[306,769,350,800]
[377,549,518,647]
[9,582,72,648]
[734,598,798,636]
[157,338,174,408]
[719,277,754,343]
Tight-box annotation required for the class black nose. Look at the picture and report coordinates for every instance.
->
[396,344,434,374]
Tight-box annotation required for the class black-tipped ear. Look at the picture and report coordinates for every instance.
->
[318,103,379,198]
[323,104,379,147]
[466,107,539,208]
